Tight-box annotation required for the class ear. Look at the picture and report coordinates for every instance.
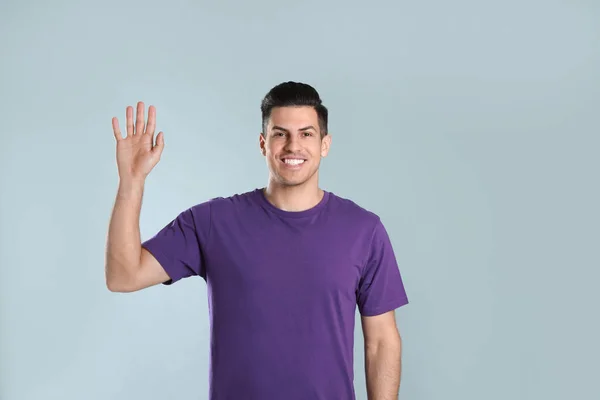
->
[259,133,266,156]
[321,133,332,158]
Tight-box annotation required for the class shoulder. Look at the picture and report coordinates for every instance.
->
[325,192,394,265]
[173,189,259,239]
[188,188,260,216]
[326,191,382,232]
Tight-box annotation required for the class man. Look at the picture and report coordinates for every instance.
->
[105,82,409,399]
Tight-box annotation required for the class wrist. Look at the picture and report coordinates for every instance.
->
[118,177,145,196]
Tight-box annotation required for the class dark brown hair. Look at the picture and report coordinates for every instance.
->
[260,81,328,137]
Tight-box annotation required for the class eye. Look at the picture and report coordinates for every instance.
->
[303,132,313,137]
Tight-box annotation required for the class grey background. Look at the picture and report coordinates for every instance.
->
[1,0,598,399]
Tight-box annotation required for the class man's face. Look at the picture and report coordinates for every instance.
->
[260,106,331,187]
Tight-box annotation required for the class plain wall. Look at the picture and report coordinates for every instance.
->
[1,0,598,399]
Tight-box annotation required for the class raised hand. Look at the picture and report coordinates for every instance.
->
[112,102,164,182]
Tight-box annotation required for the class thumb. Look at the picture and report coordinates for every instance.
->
[152,131,165,156]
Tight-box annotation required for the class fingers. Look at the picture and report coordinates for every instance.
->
[112,117,122,141]
[119,102,154,139]
[135,102,145,135]
[126,106,134,137]
[145,105,156,136]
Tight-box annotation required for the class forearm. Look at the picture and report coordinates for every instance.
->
[105,178,145,290]
[365,336,402,400]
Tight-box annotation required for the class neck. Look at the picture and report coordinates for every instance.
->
[263,179,324,212]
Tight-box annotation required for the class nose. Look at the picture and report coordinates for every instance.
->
[283,134,302,153]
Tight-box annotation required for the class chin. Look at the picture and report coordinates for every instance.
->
[273,175,308,187]
[267,159,319,187]
[274,170,318,188]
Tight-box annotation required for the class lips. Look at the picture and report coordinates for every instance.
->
[280,156,307,161]
[282,158,305,165]
[279,156,307,169]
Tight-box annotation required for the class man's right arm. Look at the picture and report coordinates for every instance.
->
[106,101,167,292]
[105,178,169,292]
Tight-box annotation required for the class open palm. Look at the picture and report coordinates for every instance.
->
[112,102,164,181]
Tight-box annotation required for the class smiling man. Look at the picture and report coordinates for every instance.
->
[105,82,409,399]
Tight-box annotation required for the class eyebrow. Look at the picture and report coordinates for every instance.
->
[272,125,317,132]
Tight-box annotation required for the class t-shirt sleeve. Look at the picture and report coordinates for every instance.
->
[141,201,211,285]
[357,218,409,316]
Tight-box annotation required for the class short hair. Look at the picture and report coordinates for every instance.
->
[260,81,328,137]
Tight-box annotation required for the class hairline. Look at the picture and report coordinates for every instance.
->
[261,105,328,137]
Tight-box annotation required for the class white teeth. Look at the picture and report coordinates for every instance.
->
[284,159,305,165]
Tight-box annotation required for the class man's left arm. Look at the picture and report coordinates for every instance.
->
[361,310,403,400]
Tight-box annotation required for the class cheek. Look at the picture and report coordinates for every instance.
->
[267,148,279,159]
[266,147,281,164]
[266,142,281,155]
[314,143,325,156]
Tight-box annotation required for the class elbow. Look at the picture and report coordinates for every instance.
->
[106,275,137,292]
[105,264,134,293]
[106,279,135,293]
[366,332,402,354]
[106,277,123,292]
[106,279,121,292]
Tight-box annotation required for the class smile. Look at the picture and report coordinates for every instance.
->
[280,158,306,169]
[283,159,305,165]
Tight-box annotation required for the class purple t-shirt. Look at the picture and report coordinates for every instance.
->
[142,188,408,399]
